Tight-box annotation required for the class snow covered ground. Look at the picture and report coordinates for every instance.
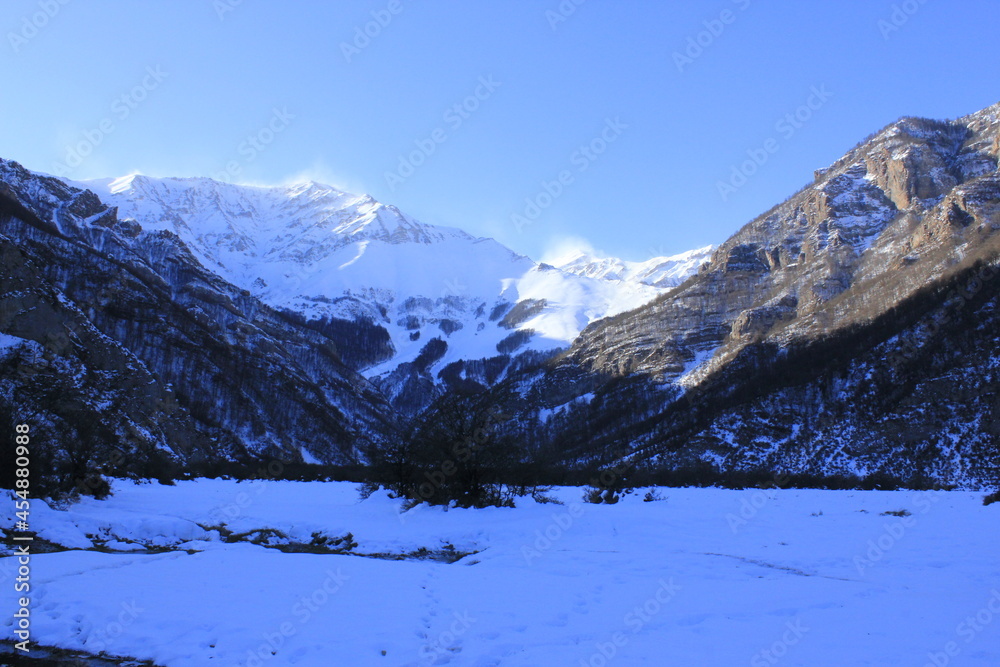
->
[2,480,999,666]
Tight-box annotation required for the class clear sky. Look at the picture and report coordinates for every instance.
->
[2,0,997,263]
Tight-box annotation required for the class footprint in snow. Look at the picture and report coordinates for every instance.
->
[765,607,802,617]
[677,613,712,626]
[545,612,569,627]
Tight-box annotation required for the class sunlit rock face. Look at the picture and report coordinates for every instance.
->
[493,103,1000,488]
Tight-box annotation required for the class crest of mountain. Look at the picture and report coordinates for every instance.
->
[7,101,996,493]
[554,245,716,288]
[0,160,400,494]
[495,101,1000,488]
[80,175,709,411]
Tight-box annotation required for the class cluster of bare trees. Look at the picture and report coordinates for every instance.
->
[364,389,548,508]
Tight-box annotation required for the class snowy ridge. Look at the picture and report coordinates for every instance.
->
[554,244,715,288]
[78,175,710,382]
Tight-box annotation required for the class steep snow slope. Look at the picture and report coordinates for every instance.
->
[486,101,1000,486]
[0,158,397,472]
[554,245,715,288]
[79,175,708,384]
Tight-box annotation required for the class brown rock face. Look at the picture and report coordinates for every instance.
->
[0,158,399,486]
[566,103,1000,387]
[497,102,1000,488]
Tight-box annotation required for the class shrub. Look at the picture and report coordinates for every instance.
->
[364,389,542,508]
[583,486,620,504]
[76,474,112,500]
[528,486,562,504]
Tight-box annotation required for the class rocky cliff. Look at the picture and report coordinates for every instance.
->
[499,102,1000,488]
[0,160,398,493]
[3,99,999,493]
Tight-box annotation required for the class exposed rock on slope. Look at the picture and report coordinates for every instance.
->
[568,105,1000,382]
[503,102,1000,487]
[81,175,708,413]
[0,160,398,492]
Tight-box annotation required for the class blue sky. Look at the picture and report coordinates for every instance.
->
[2,1,997,263]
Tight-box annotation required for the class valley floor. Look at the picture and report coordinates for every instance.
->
[2,481,999,666]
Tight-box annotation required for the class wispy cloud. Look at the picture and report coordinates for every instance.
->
[539,235,600,266]
[278,159,370,195]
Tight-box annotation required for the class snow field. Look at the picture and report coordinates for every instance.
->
[2,480,999,666]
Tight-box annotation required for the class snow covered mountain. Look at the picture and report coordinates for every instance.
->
[3,102,1000,496]
[79,175,708,410]
[0,159,401,480]
[553,245,715,289]
[485,101,1000,487]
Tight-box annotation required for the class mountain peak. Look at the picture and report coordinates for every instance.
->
[53,169,709,408]
[960,99,1000,124]
[555,245,715,288]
